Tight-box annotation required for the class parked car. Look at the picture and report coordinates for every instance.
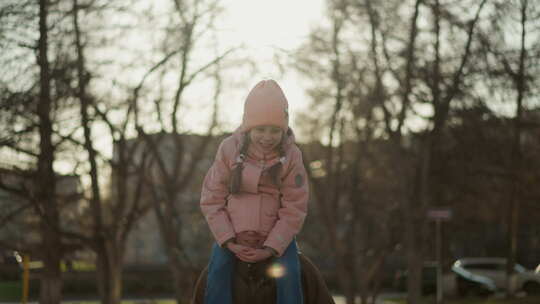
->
[452,257,540,295]
[451,261,497,297]
[394,262,496,297]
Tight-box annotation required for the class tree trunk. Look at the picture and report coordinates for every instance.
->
[37,0,62,303]
[400,1,423,301]
[96,239,124,304]
[506,0,527,297]
[167,252,187,304]
[405,183,423,304]
[360,280,368,304]
[333,246,356,304]
[40,226,63,304]
[406,249,423,304]
[153,197,190,304]
[341,270,356,304]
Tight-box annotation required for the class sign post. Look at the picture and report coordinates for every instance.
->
[427,208,452,304]
[22,254,29,304]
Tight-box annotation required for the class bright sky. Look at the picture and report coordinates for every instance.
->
[220,0,325,50]
[201,0,326,133]
[56,0,326,174]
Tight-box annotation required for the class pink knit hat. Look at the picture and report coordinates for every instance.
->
[240,80,289,132]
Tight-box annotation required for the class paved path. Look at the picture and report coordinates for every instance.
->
[1,293,408,304]
[333,293,406,304]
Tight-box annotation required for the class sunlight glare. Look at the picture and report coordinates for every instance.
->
[267,262,287,278]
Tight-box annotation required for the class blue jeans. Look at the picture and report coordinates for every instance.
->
[204,240,303,304]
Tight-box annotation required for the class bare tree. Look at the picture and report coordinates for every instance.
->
[69,1,157,303]
[1,0,159,303]
[0,0,77,302]
[474,0,540,296]
[294,1,405,303]
[34,0,63,302]
[127,1,236,301]
[295,1,490,303]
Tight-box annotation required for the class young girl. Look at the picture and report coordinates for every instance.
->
[200,80,309,304]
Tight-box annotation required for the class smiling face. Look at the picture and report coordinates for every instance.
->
[249,125,283,153]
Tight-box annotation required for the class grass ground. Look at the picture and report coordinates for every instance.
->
[0,297,538,304]
[63,301,176,304]
[0,282,21,301]
[1,279,538,304]
[382,296,540,304]
[0,300,178,304]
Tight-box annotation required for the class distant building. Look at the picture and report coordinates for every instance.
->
[113,132,226,265]
[0,167,81,250]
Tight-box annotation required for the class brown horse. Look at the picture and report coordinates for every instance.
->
[191,253,335,304]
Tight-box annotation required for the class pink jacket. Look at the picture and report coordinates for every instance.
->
[200,129,309,256]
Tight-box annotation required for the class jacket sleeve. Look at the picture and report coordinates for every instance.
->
[263,146,309,256]
[200,140,236,246]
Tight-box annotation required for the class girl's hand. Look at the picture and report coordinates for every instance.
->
[235,248,272,263]
[226,242,252,257]
[228,243,257,262]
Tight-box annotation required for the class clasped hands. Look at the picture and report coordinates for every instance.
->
[226,231,274,263]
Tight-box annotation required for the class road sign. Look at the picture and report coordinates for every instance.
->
[427,208,453,221]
